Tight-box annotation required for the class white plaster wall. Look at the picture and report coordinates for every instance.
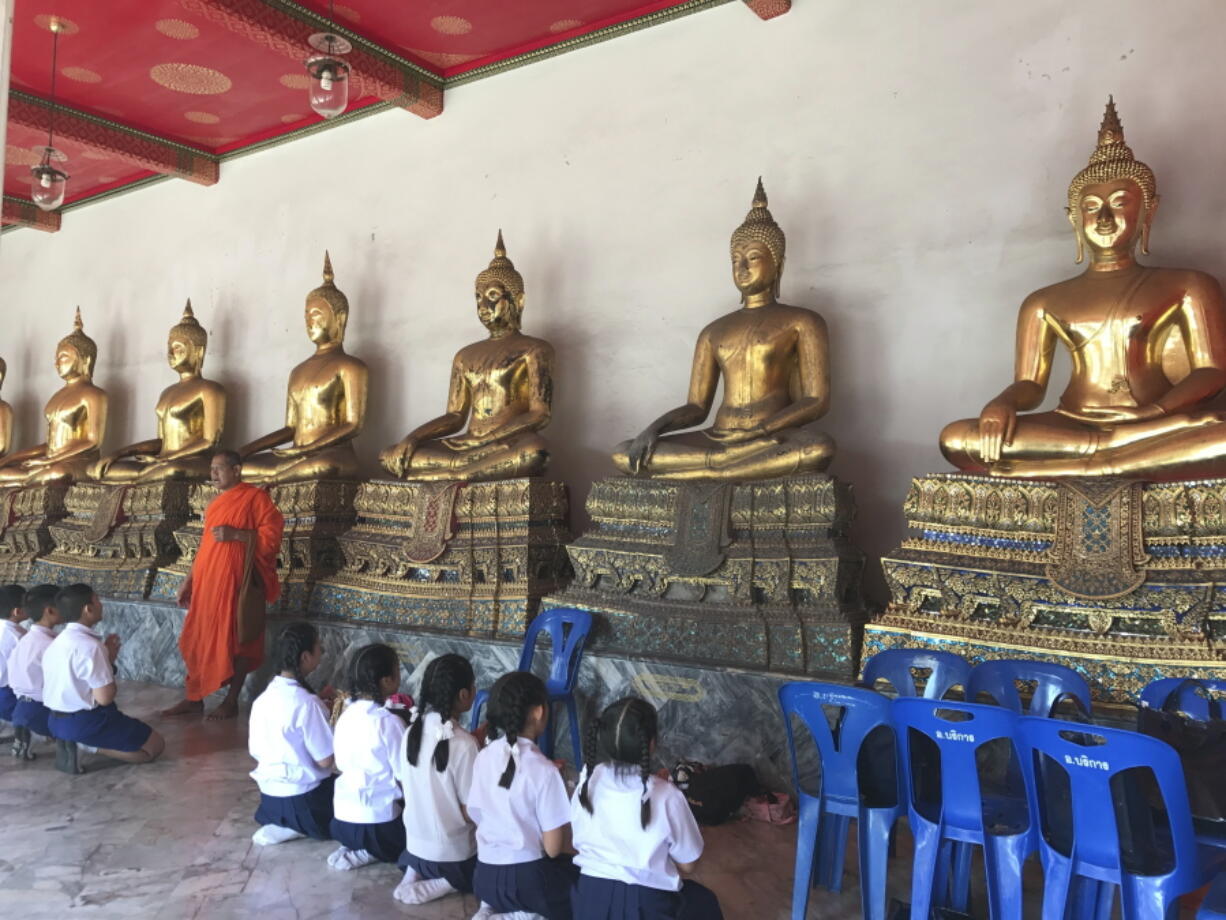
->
[3,0,1225,603]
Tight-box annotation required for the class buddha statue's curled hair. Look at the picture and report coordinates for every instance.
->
[307,250,350,320]
[58,307,98,376]
[1067,97,1157,213]
[475,229,526,303]
[730,177,786,269]
[170,299,208,351]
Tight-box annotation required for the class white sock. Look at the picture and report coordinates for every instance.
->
[490,913,545,920]
[394,876,458,904]
[252,824,306,846]
[392,866,421,902]
[470,904,495,920]
[326,846,377,870]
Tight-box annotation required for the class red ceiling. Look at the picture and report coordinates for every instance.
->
[4,0,767,226]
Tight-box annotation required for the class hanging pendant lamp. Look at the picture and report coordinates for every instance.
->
[304,0,351,119]
[31,17,68,211]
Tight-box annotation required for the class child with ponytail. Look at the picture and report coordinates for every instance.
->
[391,653,485,909]
[571,698,722,919]
[468,671,577,920]
[328,642,408,871]
[248,621,335,847]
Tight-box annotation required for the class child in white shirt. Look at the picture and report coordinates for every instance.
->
[329,642,408,870]
[571,698,722,919]
[7,584,60,758]
[468,671,577,920]
[249,621,335,847]
[0,583,28,727]
[392,653,486,911]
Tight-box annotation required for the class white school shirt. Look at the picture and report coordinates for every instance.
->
[394,711,479,863]
[570,764,705,892]
[42,622,114,714]
[467,736,571,865]
[7,624,57,701]
[333,699,408,824]
[0,619,27,688]
[248,675,335,797]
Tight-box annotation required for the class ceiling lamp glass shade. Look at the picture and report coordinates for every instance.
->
[305,32,352,119]
[31,146,69,211]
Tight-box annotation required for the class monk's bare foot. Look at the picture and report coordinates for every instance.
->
[206,699,240,721]
[160,698,204,718]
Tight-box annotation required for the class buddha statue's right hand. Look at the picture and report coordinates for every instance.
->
[379,438,418,479]
[625,428,660,476]
[978,399,1018,465]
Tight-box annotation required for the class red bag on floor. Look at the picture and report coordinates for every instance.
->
[744,791,797,825]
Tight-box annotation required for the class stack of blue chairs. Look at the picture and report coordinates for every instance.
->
[777,650,1226,919]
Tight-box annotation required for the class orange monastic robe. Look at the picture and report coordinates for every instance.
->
[180,482,284,701]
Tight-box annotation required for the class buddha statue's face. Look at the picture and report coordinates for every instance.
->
[476,282,519,335]
[305,296,342,345]
[54,344,83,381]
[1073,178,1148,254]
[731,239,779,298]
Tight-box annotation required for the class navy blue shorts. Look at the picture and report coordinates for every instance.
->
[49,703,153,752]
[254,775,336,840]
[0,685,16,721]
[330,815,405,864]
[475,855,578,920]
[400,850,477,893]
[573,875,724,920]
[12,697,51,737]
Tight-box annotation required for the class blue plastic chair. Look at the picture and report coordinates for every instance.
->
[892,697,1033,920]
[1140,678,1226,720]
[1018,715,1226,919]
[967,659,1093,718]
[860,648,971,700]
[470,607,593,764]
[778,682,900,920]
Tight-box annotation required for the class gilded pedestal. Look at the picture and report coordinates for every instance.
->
[546,474,864,676]
[153,479,359,609]
[0,484,70,582]
[33,481,192,598]
[311,478,571,639]
[871,473,1226,702]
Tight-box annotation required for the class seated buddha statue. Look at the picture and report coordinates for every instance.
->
[612,179,834,480]
[379,232,553,482]
[0,309,108,486]
[0,357,12,461]
[239,253,368,484]
[940,99,1226,481]
[92,301,226,483]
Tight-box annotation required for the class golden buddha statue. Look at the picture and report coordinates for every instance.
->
[0,309,108,486]
[92,301,226,483]
[612,179,834,480]
[380,232,554,482]
[940,99,1226,480]
[0,358,12,461]
[239,253,368,484]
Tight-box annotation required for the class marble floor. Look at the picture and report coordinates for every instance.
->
[0,681,884,920]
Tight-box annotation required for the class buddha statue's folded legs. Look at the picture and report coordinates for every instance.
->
[396,431,549,483]
[0,454,97,487]
[240,442,360,485]
[90,454,212,484]
[612,425,834,481]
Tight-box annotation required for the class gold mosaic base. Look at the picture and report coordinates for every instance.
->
[311,478,571,639]
[0,483,70,583]
[34,480,193,599]
[874,472,1226,702]
[547,474,865,676]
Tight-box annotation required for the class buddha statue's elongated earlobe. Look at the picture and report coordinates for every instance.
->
[1067,208,1084,264]
[1141,195,1160,256]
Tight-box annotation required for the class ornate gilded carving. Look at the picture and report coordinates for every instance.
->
[0,484,70,582]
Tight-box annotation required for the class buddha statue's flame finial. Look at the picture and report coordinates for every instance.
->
[171,297,207,349]
[309,249,349,319]
[730,176,786,269]
[1068,96,1156,212]
[59,307,98,375]
[182,298,195,321]
[476,229,525,299]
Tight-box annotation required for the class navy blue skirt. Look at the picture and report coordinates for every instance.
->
[48,703,153,752]
[399,850,477,892]
[474,855,578,920]
[254,775,336,840]
[573,875,723,920]
[0,685,16,721]
[12,698,51,737]
[330,815,406,864]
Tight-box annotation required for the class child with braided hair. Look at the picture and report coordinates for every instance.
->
[391,653,489,910]
[570,698,722,919]
[468,671,578,920]
[248,621,336,847]
[328,642,408,870]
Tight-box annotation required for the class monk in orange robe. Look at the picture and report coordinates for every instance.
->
[161,449,284,721]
